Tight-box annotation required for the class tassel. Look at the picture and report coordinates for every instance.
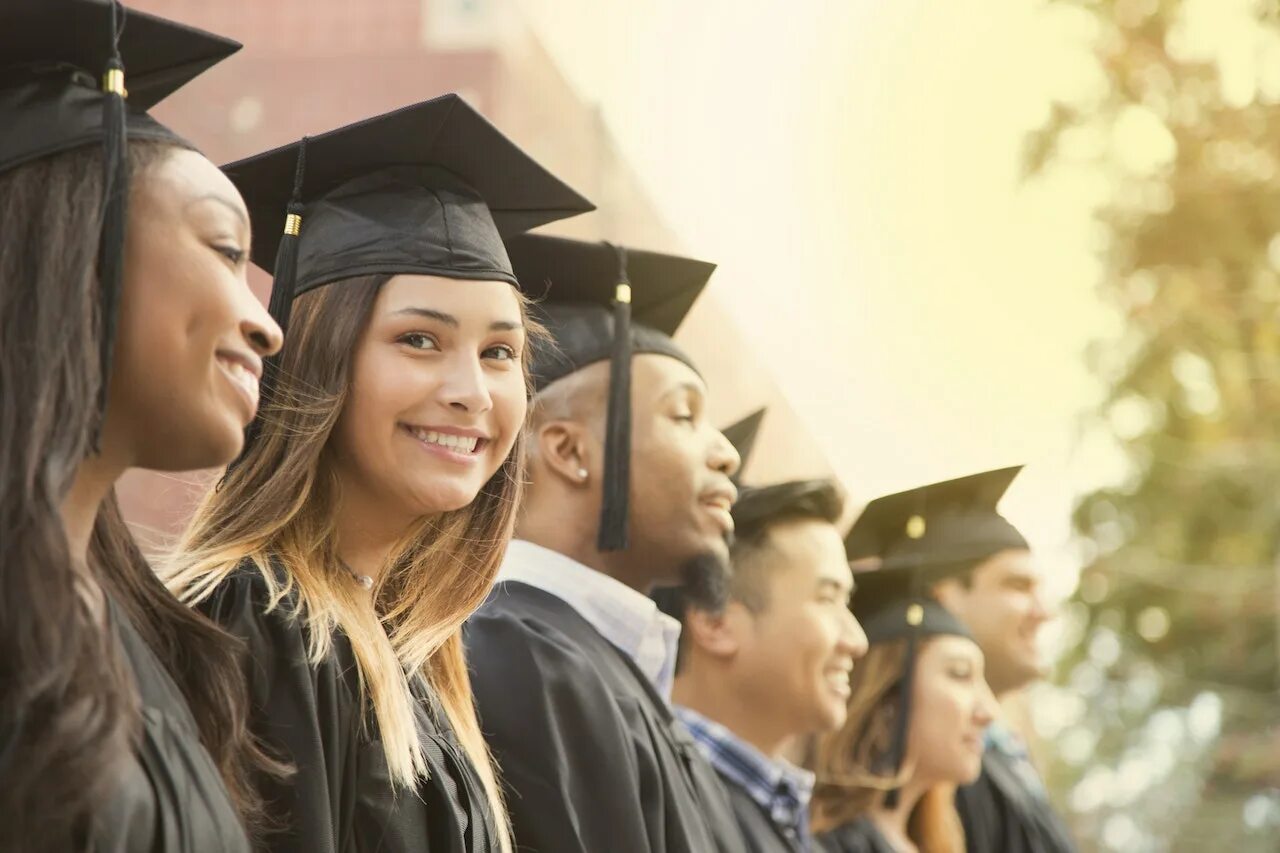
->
[91,0,129,453]
[884,597,924,809]
[597,243,632,552]
[227,138,308,472]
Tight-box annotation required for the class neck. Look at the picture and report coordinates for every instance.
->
[60,445,128,572]
[518,498,655,593]
[869,777,929,849]
[333,483,420,582]
[672,669,794,758]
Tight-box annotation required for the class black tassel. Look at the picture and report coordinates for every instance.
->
[884,596,924,809]
[92,1,129,453]
[228,138,308,472]
[597,243,632,552]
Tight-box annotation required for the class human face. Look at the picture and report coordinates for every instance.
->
[107,148,282,471]
[330,275,527,520]
[731,519,869,737]
[933,549,1050,695]
[627,354,740,568]
[905,635,997,786]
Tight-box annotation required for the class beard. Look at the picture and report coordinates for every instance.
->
[670,547,733,612]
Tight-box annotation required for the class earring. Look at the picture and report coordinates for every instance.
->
[577,468,589,480]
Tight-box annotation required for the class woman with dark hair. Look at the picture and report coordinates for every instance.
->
[163,97,592,853]
[810,594,998,853]
[0,1,283,850]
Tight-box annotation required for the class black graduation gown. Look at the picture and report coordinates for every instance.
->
[721,774,804,853]
[956,749,1076,853]
[814,818,896,853]
[201,568,498,853]
[81,597,252,851]
[463,580,747,853]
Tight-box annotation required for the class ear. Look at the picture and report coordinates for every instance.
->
[685,603,751,662]
[535,418,596,488]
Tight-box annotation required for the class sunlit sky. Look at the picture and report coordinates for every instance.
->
[516,0,1124,599]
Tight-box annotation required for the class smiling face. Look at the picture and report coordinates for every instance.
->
[905,635,997,786]
[726,518,869,736]
[626,354,741,570]
[328,274,528,521]
[932,548,1050,695]
[106,147,283,471]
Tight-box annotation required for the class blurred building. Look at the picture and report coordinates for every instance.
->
[121,0,833,547]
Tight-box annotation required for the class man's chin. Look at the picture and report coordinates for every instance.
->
[675,549,732,611]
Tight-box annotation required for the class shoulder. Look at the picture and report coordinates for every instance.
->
[815,818,886,853]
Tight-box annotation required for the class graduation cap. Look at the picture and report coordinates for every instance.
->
[1,0,240,444]
[506,234,716,552]
[221,95,594,459]
[844,465,1028,579]
[721,408,766,487]
[842,467,1024,804]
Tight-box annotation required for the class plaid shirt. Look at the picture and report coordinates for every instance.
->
[675,706,815,849]
[985,720,1047,798]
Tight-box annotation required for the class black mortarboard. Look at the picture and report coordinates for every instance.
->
[844,466,1028,580]
[507,234,715,552]
[843,470,1022,802]
[0,0,240,445]
[221,96,594,459]
[721,408,767,487]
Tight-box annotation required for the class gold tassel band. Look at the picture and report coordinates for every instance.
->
[102,68,126,97]
[614,283,632,304]
[284,213,302,236]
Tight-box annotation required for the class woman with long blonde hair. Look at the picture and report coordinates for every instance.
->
[810,593,997,853]
[163,97,591,853]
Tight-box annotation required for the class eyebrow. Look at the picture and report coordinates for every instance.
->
[392,307,523,332]
[188,194,248,227]
[663,380,706,402]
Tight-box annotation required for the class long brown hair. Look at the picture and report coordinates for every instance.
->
[165,273,534,851]
[810,640,965,853]
[0,142,268,846]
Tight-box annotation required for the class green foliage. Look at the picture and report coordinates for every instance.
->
[1029,0,1280,848]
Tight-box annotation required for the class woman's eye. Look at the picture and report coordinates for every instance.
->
[214,244,245,265]
[673,413,695,423]
[398,332,439,351]
[483,344,518,361]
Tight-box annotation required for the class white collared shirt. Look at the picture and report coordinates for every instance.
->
[497,539,682,699]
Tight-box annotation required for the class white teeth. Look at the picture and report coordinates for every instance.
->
[222,360,259,404]
[411,428,478,453]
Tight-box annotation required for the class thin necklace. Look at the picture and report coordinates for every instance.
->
[338,559,375,590]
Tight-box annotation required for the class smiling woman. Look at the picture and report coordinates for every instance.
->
[0,2,284,850]
[161,95,591,853]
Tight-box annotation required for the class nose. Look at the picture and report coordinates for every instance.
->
[1029,590,1052,626]
[973,679,999,726]
[438,352,493,414]
[239,285,283,357]
[840,610,870,661]
[709,426,741,479]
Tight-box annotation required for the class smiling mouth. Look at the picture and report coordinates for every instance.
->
[401,425,489,455]
[216,356,260,417]
[825,667,852,697]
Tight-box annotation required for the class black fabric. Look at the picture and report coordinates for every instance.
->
[844,466,1028,578]
[464,581,746,853]
[506,234,712,390]
[814,818,896,853]
[722,408,767,486]
[720,777,804,853]
[200,567,498,853]
[0,0,237,174]
[854,596,973,646]
[85,596,251,851]
[224,95,593,292]
[956,750,1076,853]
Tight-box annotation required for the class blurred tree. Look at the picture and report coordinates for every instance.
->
[1026,0,1280,850]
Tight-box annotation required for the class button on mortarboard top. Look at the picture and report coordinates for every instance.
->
[504,234,718,552]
